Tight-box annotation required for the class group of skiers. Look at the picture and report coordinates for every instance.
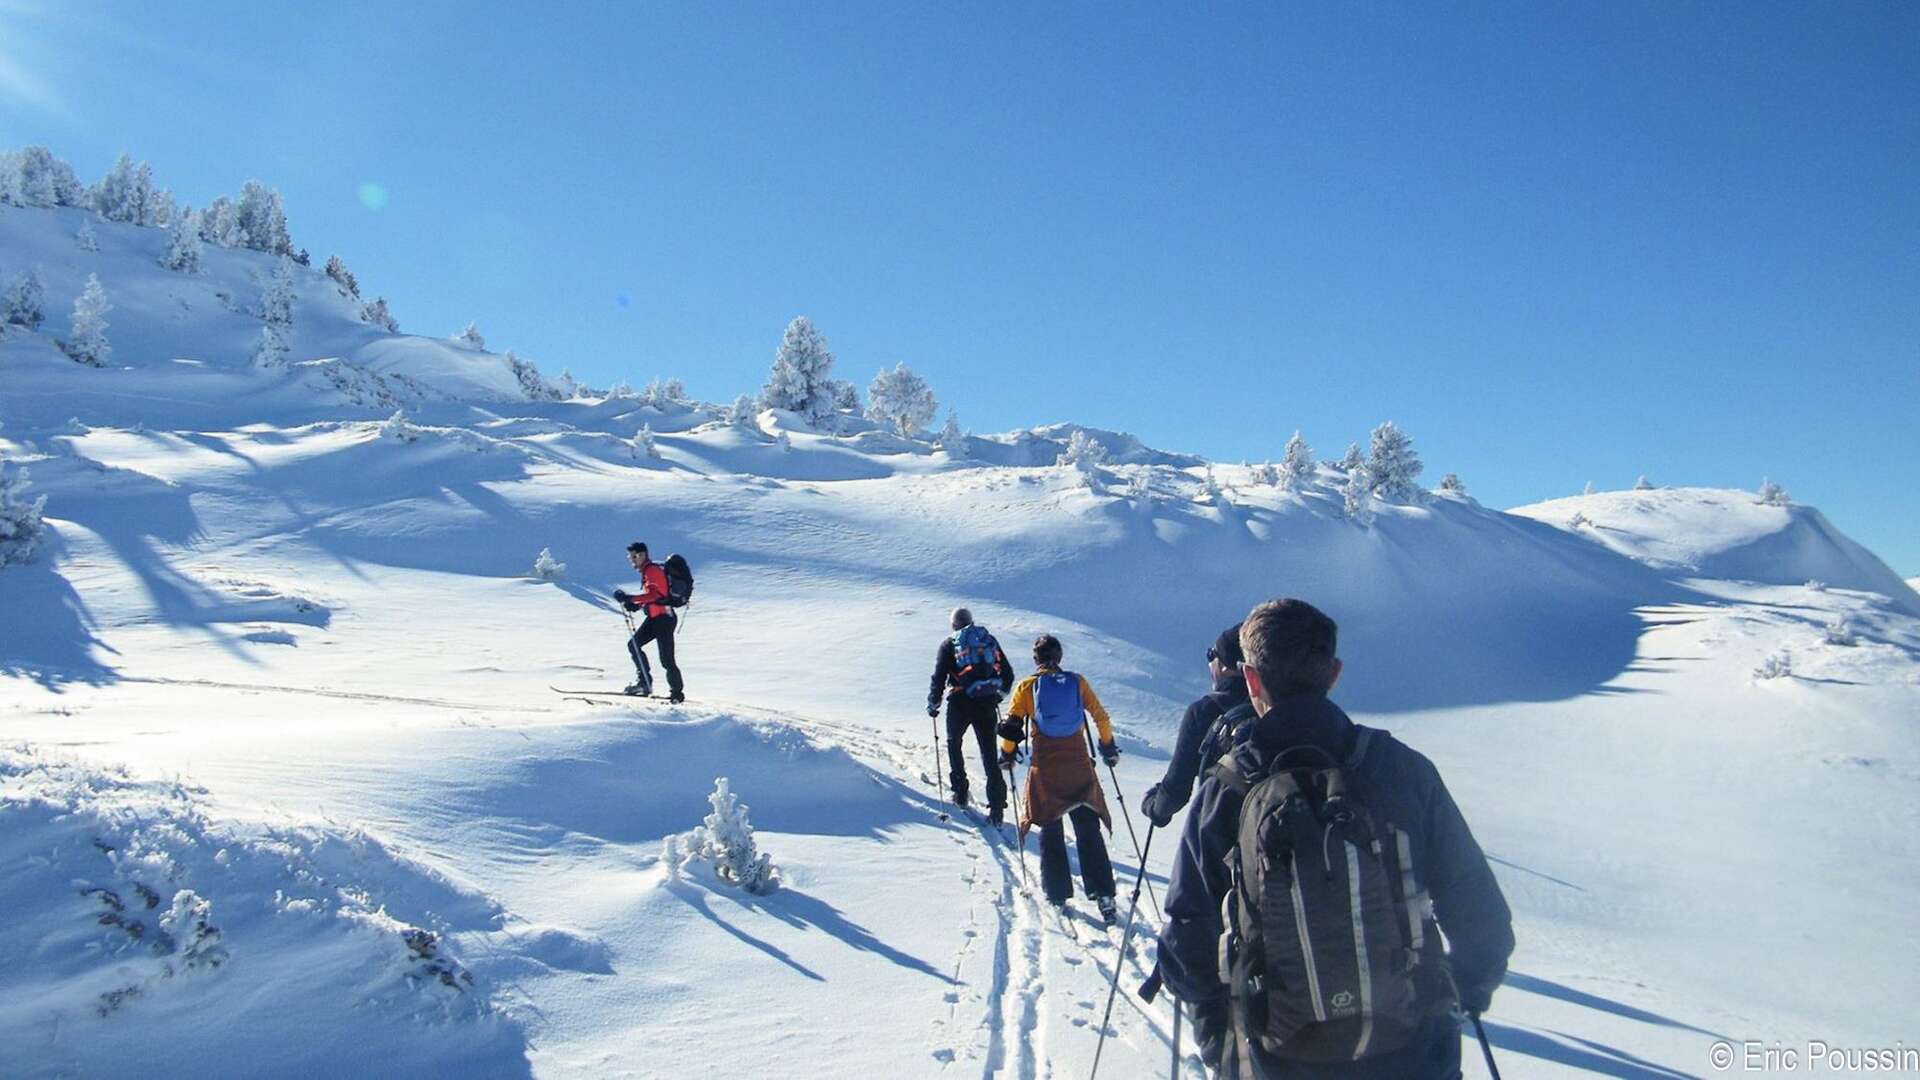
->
[926,600,1515,1079]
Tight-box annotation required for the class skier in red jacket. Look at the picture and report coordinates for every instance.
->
[613,541,685,702]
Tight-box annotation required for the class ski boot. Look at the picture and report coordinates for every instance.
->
[988,804,1005,826]
[1095,895,1118,926]
[669,691,685,704]
[624,681,651,697]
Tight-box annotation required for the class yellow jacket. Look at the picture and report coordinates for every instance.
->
[1000,667,1115,754]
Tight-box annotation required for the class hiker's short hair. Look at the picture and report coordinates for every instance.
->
[1239,599,1338,696]
[627,541,648,556]
[1032,634,1064,667]
[950,607,973,630]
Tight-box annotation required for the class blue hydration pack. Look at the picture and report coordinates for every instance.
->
[951,625,1006,701]
[1032,671,1086,738]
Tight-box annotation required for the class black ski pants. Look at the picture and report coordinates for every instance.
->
[1039,805,1115,904]
[944,694,1006,810]
[628,613,684,697]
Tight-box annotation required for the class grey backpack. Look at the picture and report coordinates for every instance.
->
[1213,728,1451,1062]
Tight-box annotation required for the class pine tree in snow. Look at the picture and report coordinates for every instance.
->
[0,425,48,567]
[250,324,289,368]
[1,146,86,207]
[456,322,486,350]
[866,362,937,436]
[1057,430,1109,475]
[760,316,837,424]
[74,218,98,252]
[530,547,567,581]
[1438,473,1466,495]
[605,380,636,400]
[324,255,360,299]
[3,270,46,330]
[506,352,562,401]
[685,777,780,894]
[259,256,296,326]
[379,410,421,443]
[92,153,153,224]
[555,370,580,400]
[199,196,243,247]
[1342,465,1375,526]
[1201,466,1227,504]
[62,274,111,367]
[935,411,965,453]
[728,394,761,432]
[1634,475,1654,491]
[160,210,203,272]
[145,187,176,228]
[1757,477,1790,506]
[234,180,292,254]
[1278,430,1314,491]
[1252,460,1280,485]
[829,379,861,415]
[641,377,685,408]
[359,296,398,332]
[632,423,660,459]
[1366,421,1423,501]
[1334,442,1363,474]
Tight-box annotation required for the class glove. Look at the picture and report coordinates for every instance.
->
[927,704,940,718]
[996,715,1026,742]
[1192,1007,1229,1071]
[1142,783,1173,828]
[1099,741,1121,767]
[999,746,1025,768]
[1456,979,1495,1017]
[613,589,630,606]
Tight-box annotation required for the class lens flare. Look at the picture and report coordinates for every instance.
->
[357,182,389,211]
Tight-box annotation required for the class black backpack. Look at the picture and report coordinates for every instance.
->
[1198,700,1255,774]
[1213,728,1451,1063]
[662,553,694,607]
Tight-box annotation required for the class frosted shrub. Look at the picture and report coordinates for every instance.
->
[728,394,761,432]
[380,410,421,444]
[760,316,838,425]
[1342,465,1375,527]
[1634,475,1654,491]
[1822,618,1857,647]
[0,437,47,567]
[1438,473,1466,495]
[828,379,861,416]
[867,362,937,436]
[935,411,966,454]
[641,377,685,408]
[1805,579,1828,593]
[1278,431,1314,491]
[1201,467,1226,503]
[686,777,779,894]
[1568,511,1590,528]
[632,423,660,459]
[1334,442,1363,474]
[1757,477,1790,506]
[1057,430,1108,474]
[530,547,567,581]
[1367,421,1424,501]
[1251,460,1279,485]
[75,218,98,252]
[3,269,45,330]
[1752,651,1792,680]
[324,255,360,299]
[456,321,486,349]
[506,352,563,401]
[359,296,398,332]
[259,256,295,326]
[1125,470,1153,501]
[62,274,111,367]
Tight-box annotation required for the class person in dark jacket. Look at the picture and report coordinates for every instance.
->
[1159,599,1514,1079]
[613,541,685,703]
[1142,622,1252,828]
[927,608,1015,821]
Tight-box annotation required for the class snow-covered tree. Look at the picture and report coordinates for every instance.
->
[760,316,837,424]
[1822,617,1857,647]
[605,380,636,400]
[74,218,98,252]
[1252,460,1280,485]
[554,369,580,400]
[935,411,965,453]
[379,409,421,443]
[1752,651,1792,680]
[1201,466,1227,503]
[866,362,937,436]
[829,379,861,415]
[145,187,176,228]
[1334,442,1363,474]
[456,322,486,350]
[0,425,47,567]
[199,196,243,247]
[632,423,660,459]
[728,394,761,432]
[1634,475,1654,491]
[250,324,289,368]
[1438,472,1466,495]
[259,256,296,326]
[62,274,111,367]
[1057,430,1108,475]
[1342,465,1374,526]
[92,153,153,224]
[506,352,562,401]
[641,377,685,408]
[530,547,567,581]
[359,296,398,332]
[323,255,359,299]
[684,777,780,894]
[160,210,202,272]
[234,180,292,254]
[1278,430,1314,491]
[1366,421,1423,501]
[3,270,46,330]
[1,146,86,207]
[1758,477,1790,506]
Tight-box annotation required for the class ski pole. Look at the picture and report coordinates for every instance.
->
[1170,998,1181,1079]
[1086,723,1160,921]
[1090,823,1156,1080]
[1006,757,1029,890]
[1471,1013,1502,1080]
[929,710,950,821]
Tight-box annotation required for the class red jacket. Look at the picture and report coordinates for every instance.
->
[624,562,671,618]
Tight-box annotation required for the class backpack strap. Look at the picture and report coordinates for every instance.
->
[1347,725,1374,768]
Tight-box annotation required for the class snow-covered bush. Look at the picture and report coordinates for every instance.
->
[1634,475,1654,491]
[259,256,295,326]
[160,210,202,272]
[1342,465,1375,527]
[530,547,567,581]
[324,255,360,299]
[1569,511,1590,528]
[0,431,48,566]
[681,777,779,894]
[1251,461,1279,485]
[506,351,564,401]
[1805,579,1828,593]
[234,180,293,255]
[760,316,838,425]
[456,322,486,350]
[1125,470,1154,501]
[632,423,660,459]
[1057,430,1108,474]
[380,410,421,443]
[62,274,111,367]
[935,411,966,454]
[1278,431,1314,491]
[1438,473,1466,495]
[728,394,761,432]
[1757,477,1790,507]
[1822,617,1857,647]
[250,324,289,368]
[75,218,98,252]
[359,296,399,333]
[867,362,937,436]
[1201,467,1226,504]
[1333,443,1363,474]
[3,269,45,330]
[1367,421,1423,501]
[1753,651,1792,680]
[0,145,87,207]
[640,377,685,408]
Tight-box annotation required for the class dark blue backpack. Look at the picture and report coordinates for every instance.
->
[951,625,1006,701]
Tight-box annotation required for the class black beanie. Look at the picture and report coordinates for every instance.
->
[1212,623,1245,667]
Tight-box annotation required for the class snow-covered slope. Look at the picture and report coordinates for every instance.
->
[5,199,1920,1079]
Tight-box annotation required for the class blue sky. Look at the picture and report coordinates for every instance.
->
[5,2,1917,572]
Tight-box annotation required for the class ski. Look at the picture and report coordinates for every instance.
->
[550,686,685,703]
